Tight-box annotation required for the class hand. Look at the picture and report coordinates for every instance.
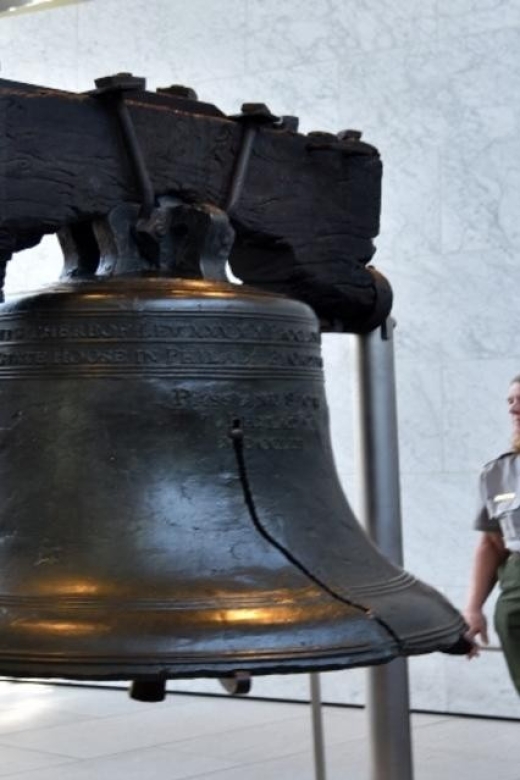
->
[463,608,489,658]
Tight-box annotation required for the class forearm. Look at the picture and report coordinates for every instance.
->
[465,533,507,612]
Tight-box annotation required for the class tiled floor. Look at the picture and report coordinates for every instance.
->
[0,680,517,780]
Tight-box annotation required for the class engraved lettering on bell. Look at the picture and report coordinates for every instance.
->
[0,316,320,345]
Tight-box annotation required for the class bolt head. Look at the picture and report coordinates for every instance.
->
[94,73,146,92]
[157,85,198,100]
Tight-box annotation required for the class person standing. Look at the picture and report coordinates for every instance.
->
[464,376,520,694]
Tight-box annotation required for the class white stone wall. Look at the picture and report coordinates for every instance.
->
[1,0,520,718]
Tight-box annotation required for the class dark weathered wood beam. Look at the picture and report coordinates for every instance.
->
[0,77,390,331]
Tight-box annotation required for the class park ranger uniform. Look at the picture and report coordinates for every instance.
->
[475,451,520,694]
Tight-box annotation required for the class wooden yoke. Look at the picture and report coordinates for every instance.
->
[0,74,391,332]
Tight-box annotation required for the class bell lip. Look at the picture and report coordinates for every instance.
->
[0,646,400,681]
[0,626,469,681]
[0,609,467,681]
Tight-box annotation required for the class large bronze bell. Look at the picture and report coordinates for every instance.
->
[0,275,465,685]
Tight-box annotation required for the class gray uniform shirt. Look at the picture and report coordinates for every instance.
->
[474,451,520,552]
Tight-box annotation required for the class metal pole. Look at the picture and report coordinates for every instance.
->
[309,673,327,780]
[353,318,414,780]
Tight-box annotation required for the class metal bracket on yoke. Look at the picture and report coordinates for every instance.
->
[225,103,298,214]
[91,73,236,282]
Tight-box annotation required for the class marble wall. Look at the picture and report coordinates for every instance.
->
[1,0,520,718]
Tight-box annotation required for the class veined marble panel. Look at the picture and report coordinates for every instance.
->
[436,250,520,360]
[435,27,520,253]
[441,123,520,255]
[334,29,520,262]
[381,255,447,363]
[75,0,247,92]
[399,471,479,594]
[394,359,444,474]
[193,58,342,135]
[434,26,520,111]
[438,0,520,36]
[336,55,447,265]
[442,359,519,473]
[385,246,520,366]
[0,6,80,89]
[336,48,448,161]
[245,0,437,75]
[378,148,442,264]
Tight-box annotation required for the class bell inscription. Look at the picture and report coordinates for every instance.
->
[0,307,322,376]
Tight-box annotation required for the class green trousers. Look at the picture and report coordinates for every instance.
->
[495,553,520,695]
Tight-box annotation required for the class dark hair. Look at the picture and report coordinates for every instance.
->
[511,376,520,385]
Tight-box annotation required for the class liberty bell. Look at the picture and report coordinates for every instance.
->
[0,199,466,699]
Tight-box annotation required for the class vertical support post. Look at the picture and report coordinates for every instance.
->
[353,318,414,780]
[309,673,327,780]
